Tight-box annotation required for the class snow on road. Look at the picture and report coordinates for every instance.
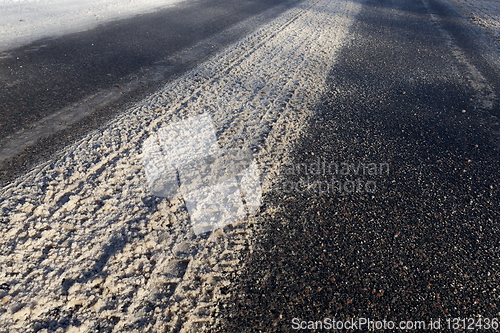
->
[447,0,500,44]
[0,0,185,51]
[0,0,360,331]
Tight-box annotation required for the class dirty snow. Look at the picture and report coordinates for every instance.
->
[447,0,500,44]
[0,0,186,51]
[0,0,360,331]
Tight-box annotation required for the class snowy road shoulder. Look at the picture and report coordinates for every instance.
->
[0,0,360,331]
[0,0,185,51]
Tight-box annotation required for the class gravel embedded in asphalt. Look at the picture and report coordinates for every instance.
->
[216,0,500,330]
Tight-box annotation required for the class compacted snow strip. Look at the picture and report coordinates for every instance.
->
[447,0,500,44]
[0,0,186,51]
[0,0,360,331]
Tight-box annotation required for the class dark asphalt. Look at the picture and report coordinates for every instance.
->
[0,0,300,186]
[216,0,500,331]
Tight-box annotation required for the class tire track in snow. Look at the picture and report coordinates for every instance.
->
[0,0,360,331]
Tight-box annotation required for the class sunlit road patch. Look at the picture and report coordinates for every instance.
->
[0,0,360,331]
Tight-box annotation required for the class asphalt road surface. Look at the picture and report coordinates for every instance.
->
[0,0,300,185]
[1,0,500,331]
[215,0,500,331]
